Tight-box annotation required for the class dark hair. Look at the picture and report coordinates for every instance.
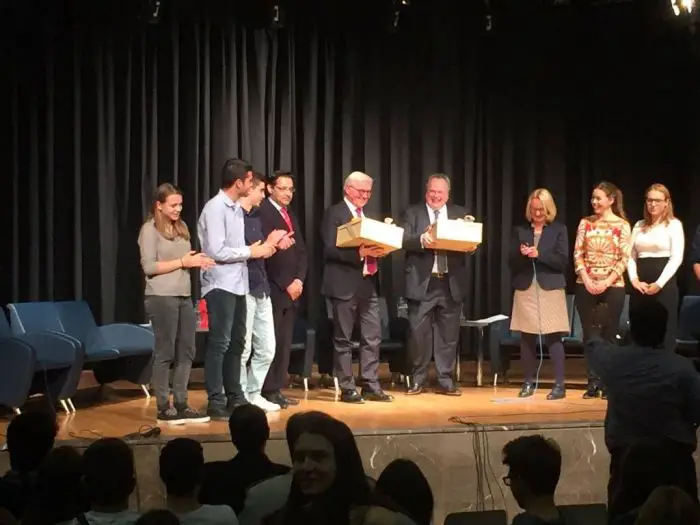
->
[7,411,57,472]
[147,183,190,241]
[629,301,667,348]
[228,404,269,452]
[268,170,295,188]
[283,415,371,525]
[82,438,136,506]
[502,435,561,496]
[159,438,204,497]
[594,181,627,220]
[285,411,332,455]
[221,158,253,190]
[251,171,266,188]
[375,459,434,525]
[136,510,181,525]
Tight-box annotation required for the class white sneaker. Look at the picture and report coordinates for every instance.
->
[250,394,281,412]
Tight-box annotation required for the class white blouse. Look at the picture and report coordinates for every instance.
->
[627,218,685,288]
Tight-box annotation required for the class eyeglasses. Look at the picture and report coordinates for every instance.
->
[274,186,295,193]
[350,187,373,196]
[646,198,666,205]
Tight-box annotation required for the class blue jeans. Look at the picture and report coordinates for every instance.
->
[204,289,246,406]
[242,294,276,398]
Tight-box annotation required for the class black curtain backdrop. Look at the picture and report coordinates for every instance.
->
[3,0,700,325]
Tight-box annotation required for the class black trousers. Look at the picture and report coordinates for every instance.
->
[575,284,626,382]
[407,277,461,389]
[630,257,678,352]
[262,296,297,394]
[144,296,196,410]
[329,278,381,391]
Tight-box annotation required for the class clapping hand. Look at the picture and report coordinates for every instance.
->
[182,251,216,270]
[277,232,296,250]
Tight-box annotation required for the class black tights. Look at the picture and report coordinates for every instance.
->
[519,333,565,385]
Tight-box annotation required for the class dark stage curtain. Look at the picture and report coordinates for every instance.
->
[3,0,700,324]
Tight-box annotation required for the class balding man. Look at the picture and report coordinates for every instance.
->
[320,172,394,404]
[402,174,476,396]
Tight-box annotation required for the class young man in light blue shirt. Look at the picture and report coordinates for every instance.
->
[198,158,281,420]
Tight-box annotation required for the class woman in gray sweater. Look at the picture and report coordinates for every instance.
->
[138,183,215,424]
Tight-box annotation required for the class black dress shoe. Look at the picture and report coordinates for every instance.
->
[582,382,601,399]
[435,386,462,396]
[406,384,424,395]
[361,388,394,402]
[276,392,300,406]
[263,391,288,409]
[547,384,566,400]
[340,389,364,403]
[518,382,535,398]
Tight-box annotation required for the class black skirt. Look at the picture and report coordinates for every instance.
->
[630,257,678,351]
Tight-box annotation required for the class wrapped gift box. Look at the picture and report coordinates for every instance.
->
[336,217,404,253]
[430,219,483,251]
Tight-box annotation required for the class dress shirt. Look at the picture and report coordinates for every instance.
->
[198,190,251,297]
[628,218,685,288]
[424,203,448,274]
[343,198,375,276]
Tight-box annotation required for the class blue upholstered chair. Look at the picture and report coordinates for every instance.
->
[287,318,317,391]
[7,300,154,397]
[0,310,81,413]
[676,295,700,356]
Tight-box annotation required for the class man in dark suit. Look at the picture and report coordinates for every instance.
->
[258,171,307,409]
[402,173,476,396]
[321,171,394,404]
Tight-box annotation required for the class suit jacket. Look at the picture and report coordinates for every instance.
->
[259,198,308,307]
[402,202,471,302]
[320,200,380,300]
[509,222,568,291]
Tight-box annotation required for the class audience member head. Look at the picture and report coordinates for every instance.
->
[425,174,451,211]
[635,486,700,525]
[343,171,373,209]
[629,301,667,348]
[375,459,434,525]
[148,183,190,241]
[286,414,371,520]
[220,158,254,198]
[591,181,626,220]
[502,435,561,509]
[643,183,674,226]
[135,509,181,525]
[6,411,57,473]
[159,438,204,498]
[526,188,557,226]
[82,438,136,511]
[267,171,295,208]
[229,404,269,453]
[611,439,679,515]
[285,411,333,456]
[24,446,87,525]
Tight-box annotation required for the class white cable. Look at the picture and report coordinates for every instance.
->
[531,258,545,394]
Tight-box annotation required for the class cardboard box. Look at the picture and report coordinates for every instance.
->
[336,217,404,253]
[430,219,483,252]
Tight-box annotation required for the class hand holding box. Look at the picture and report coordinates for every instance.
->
[336,216,404,255]
[427,215,483,252]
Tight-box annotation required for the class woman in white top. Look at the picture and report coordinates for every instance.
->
[628,183,685,351]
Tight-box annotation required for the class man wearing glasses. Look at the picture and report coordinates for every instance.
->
[320,171,393,404]
[258,171,308,409]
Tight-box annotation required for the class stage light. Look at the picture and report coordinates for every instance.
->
[271,2,285,29]
[671,0,694,16]
[389,0,410,32]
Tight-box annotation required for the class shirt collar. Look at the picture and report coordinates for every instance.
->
[268,197,284,212]
[218,189,238,209]
[345,197,361,216]
[427,203,447,218]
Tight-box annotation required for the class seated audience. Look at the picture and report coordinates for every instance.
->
[199,404,289,514]
[23,446,88,525]
[159,438,238,525]
[73,438,139,525]
[375,459,433,525]
[585,301,700,509]
[261,414,411,525]
[634,486,700,525]
[0,412,57,519]
[502,435,562,525]
[135,510,181,525]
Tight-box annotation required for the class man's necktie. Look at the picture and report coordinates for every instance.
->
[356,207,377,275]
[279,206,294,233]
[434,209,448,274]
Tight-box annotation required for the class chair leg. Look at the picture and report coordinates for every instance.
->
[405,375,411,388]
[60,399,70,414]
[140,384,151,398]
[12,407,21,415]
[333,377,340,394]
[67,398,76,413]
[303,377,309,391]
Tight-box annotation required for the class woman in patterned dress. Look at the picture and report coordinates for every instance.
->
[574,181,632,399]
[509,189,570,400]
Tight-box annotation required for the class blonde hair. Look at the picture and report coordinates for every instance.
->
[146,183,190,241]
[525,188,557,223]
[642,183,674,227]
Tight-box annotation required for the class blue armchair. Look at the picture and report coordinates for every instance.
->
[7,301,154,395]
[287,318,316,391]
[0,311,81,413]
[676,295,700,356]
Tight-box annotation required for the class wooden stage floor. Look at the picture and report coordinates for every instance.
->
[0,361,606,442]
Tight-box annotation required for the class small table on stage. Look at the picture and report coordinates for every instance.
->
[459,315,509,387]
